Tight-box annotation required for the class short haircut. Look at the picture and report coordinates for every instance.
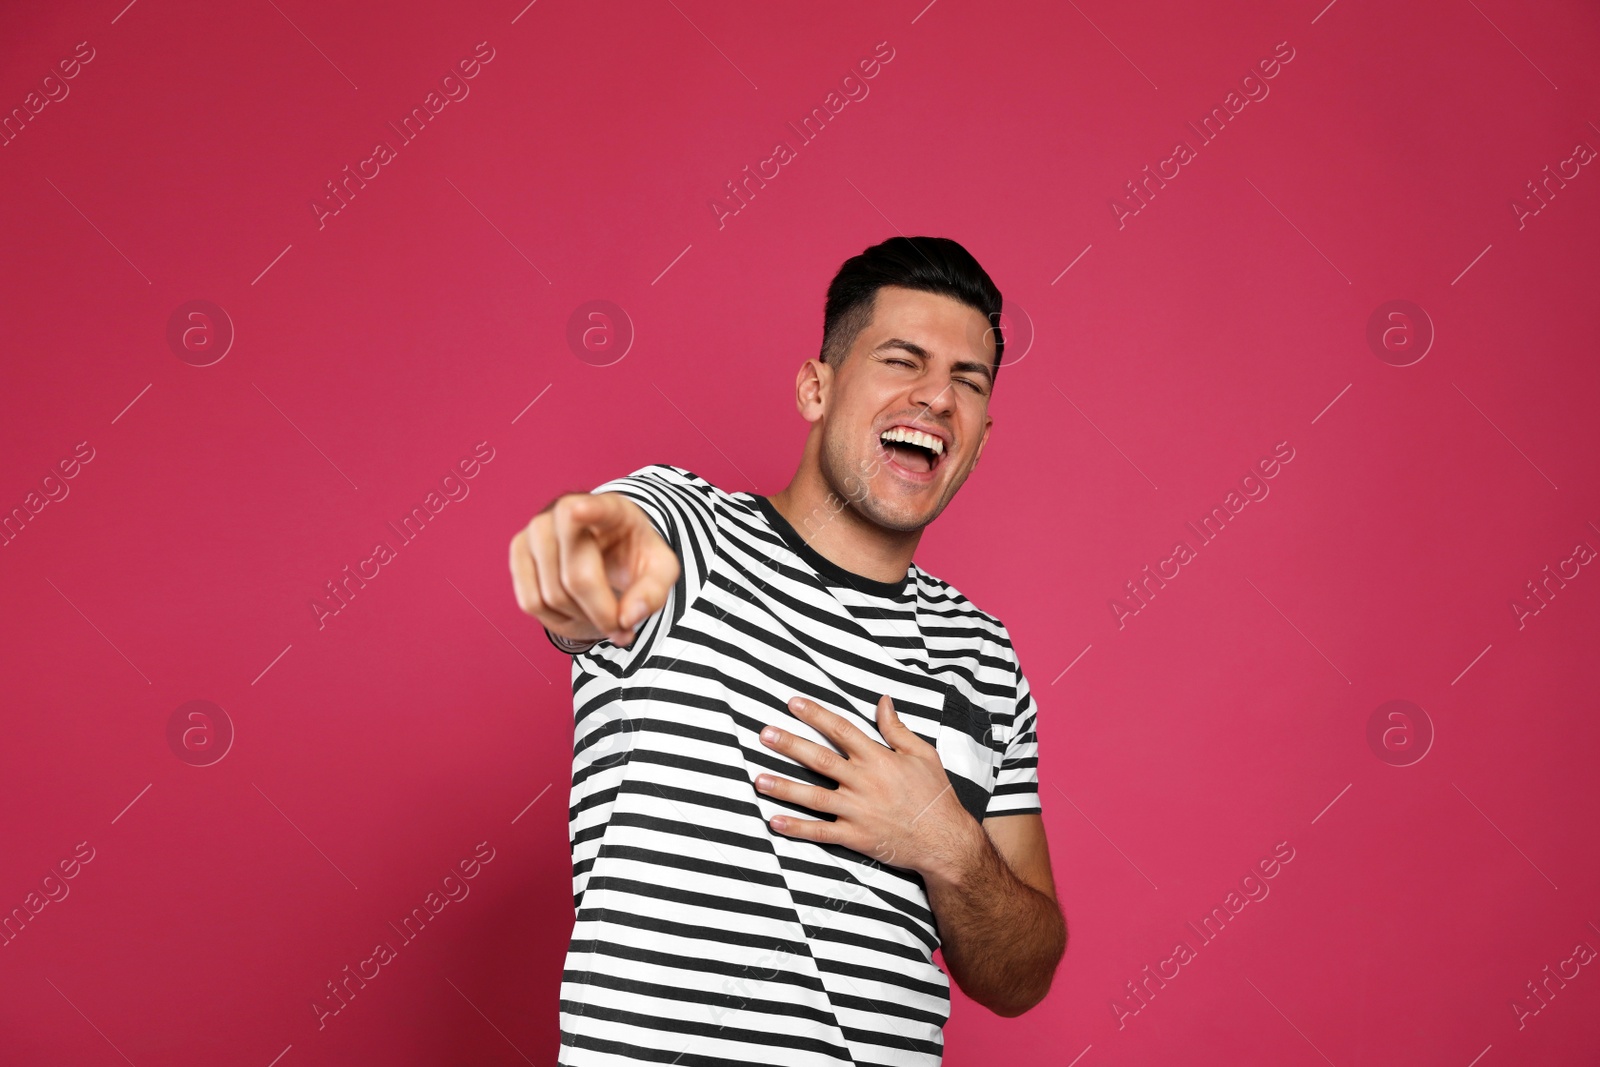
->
[818,235,1005,385]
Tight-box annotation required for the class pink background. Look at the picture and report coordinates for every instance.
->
[3,0,1598,1064]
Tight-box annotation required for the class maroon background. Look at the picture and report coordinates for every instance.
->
[3,1,1598,1064]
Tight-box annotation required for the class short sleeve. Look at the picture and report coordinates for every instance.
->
[985,652,1042,818]
[541,464,719,667]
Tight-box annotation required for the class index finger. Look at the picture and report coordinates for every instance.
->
[551,496,628,640]
[784,697,881,760]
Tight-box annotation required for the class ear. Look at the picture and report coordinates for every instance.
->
[971,413,993,466]
[796,358,830,424]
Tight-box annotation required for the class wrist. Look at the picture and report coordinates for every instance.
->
[918,811,991,891]
[548,629,600,654]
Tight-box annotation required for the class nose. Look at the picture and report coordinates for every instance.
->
[908,374,957,422]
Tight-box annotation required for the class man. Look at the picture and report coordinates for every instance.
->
[509,235,1065,1065]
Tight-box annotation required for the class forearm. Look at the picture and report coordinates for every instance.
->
[923,818,1066,1016]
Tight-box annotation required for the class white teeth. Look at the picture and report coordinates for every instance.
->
[880,426,945,456]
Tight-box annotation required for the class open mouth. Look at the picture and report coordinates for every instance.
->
[878,426,946,476]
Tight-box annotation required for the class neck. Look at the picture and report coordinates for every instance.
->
[767,457,921,585]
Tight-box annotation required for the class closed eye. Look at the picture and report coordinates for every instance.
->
[884,357,986,394]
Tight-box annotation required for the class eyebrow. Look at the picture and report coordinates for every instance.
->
[873,337,995,384]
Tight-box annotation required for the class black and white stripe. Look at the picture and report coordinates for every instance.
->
[546,465,1042,1066]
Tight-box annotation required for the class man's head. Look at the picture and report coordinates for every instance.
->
[796,235,1004,534]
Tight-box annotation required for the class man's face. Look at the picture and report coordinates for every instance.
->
[808,285,996,532]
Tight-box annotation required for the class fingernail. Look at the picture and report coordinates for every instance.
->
[760,726,779,743]
[788,697,804,710]
[754,774,773,789]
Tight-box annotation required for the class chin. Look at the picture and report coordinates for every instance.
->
[859,483,941,532]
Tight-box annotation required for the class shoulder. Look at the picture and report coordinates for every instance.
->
[602,463,715,494]
[915,566,1012,644]
[591,464,727,516]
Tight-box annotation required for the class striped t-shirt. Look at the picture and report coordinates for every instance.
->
[545,464,1042,1066]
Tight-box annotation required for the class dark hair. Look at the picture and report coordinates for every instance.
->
[819,235,1005,385]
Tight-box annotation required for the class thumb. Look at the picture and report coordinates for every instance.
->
[875,694,911,746]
